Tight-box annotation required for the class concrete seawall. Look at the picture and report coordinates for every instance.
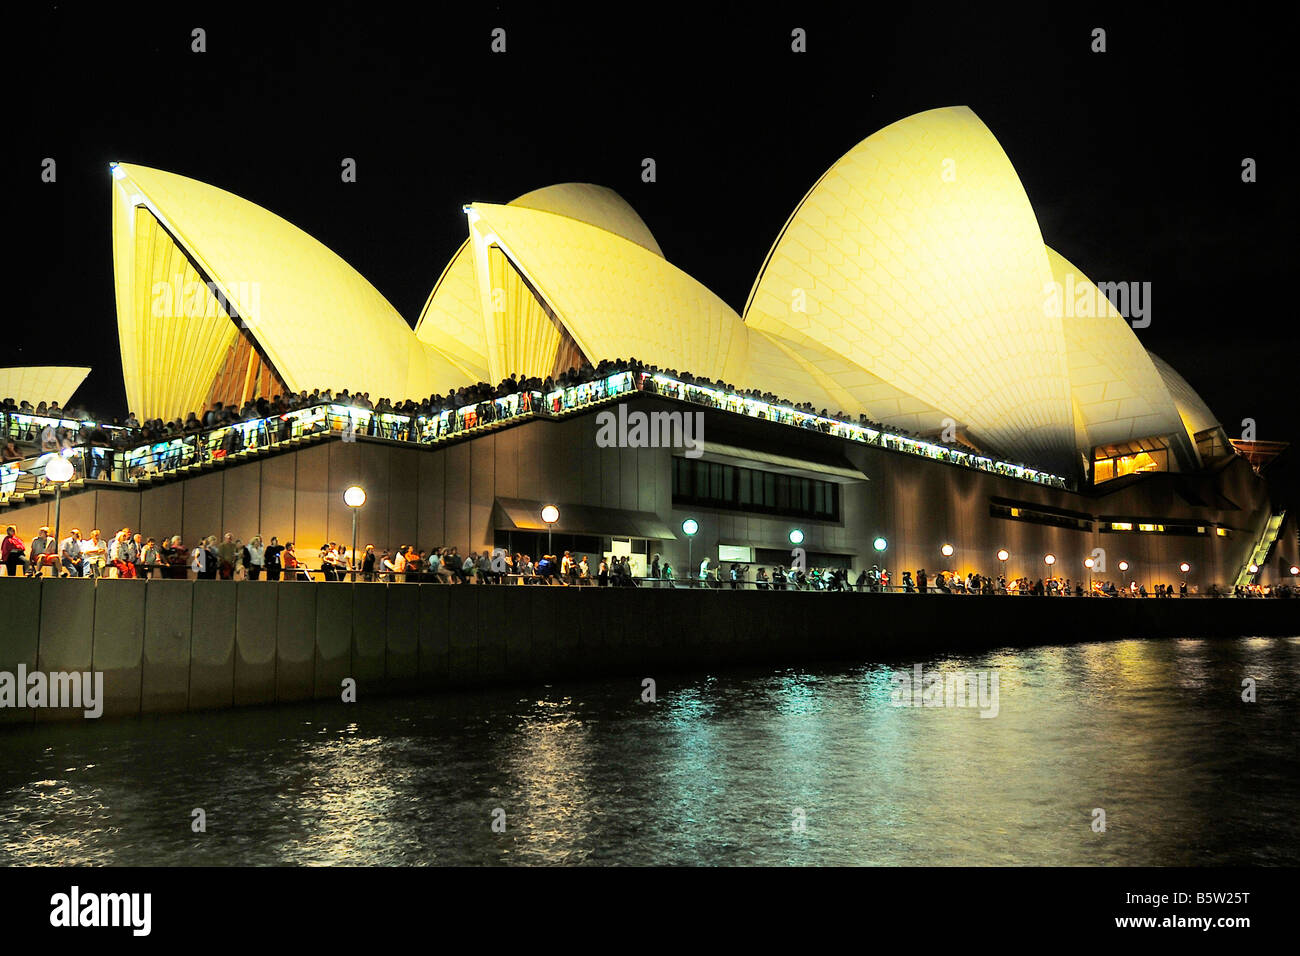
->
[1,577,1295,723]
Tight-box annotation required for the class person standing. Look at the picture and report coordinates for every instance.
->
[217,532,238,580]
[383,546,407,583]
[190,537,209,579]
[140,537,161,578]
[282,542,300,580]
[263,537,284,581]
[165,536,187,579]
[246,535,265,580]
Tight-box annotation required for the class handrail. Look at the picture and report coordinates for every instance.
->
[2,367,1073,502]
[9,566,1292,596]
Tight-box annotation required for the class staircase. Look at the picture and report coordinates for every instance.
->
[1235,510,1286,586]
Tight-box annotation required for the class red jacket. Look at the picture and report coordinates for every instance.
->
[1,534,26,560]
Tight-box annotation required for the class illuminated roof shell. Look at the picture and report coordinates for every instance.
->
[111,163,471,419]
[743,106,1077,474]
[0,366,91,408]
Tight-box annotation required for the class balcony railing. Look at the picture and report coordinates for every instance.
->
[2,368,1070,502]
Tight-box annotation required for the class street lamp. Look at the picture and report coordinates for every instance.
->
[941,543,954,557]
[344,485,366,581]
[1290,565,1299,576]
[789,528,804,545]
[46,455,75,560]
[873,537,887,552]
[682,517,698,585]
[1248,563,1258,575]
[1179,562,1190,574]
[997,549,1009,563]
[541,504,559,554]
[1084,556,1095,594]
[1044,553,1056,566]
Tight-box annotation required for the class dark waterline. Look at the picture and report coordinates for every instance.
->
[2,636,1298,866]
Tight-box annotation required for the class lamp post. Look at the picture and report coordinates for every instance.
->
[941,543,954,558]
[344,485,366,582]
[46,455,74,562]
[541,505,559,555]
[1119,560,1130,591]
[1084,556,1095,595]
[682,518,698,586]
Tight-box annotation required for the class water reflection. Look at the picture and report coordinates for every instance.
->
[1,636,1297,865]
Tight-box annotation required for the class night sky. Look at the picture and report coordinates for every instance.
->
[17,4,1297,493]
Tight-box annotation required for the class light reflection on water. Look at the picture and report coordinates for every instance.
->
[1,636,1297,866]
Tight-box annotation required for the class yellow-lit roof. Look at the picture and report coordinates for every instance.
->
[465,201,750,384]
[414,183,668,381]
[1047,247,1186,453]
[112,163,473,419]
[0,366,91,408]
[743,106,1076,474]
[1148,351,1220,441]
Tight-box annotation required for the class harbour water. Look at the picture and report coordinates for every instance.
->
[2,635,1297,866]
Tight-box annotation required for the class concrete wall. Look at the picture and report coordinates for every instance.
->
[0,577,1295,723]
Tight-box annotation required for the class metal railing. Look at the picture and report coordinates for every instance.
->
[7,563,1292,597]
[2,366,1073,503]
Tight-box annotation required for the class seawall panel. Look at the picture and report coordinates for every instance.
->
[190,581,236,710]
[446,585,478,684]
[314,585,352,700]
[36,579,96,721]
[91,579,146,717]
[233,581,276,706]
[417,585,450,684]
[384,584,420,689]
[273,582,313,702]
[350,583,387,694]
[0,578,43,726]
[142,579,193,713]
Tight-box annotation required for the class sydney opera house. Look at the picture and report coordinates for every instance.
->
[3,107,1294,589]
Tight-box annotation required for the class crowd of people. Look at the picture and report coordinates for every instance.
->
[3,522,1291,596]
[3,356,998,479]
[0,523,652,586]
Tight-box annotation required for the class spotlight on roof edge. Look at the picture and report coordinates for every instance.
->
[110,163,126,180]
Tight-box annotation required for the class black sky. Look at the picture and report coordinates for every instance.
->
[16,3,1298,492]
